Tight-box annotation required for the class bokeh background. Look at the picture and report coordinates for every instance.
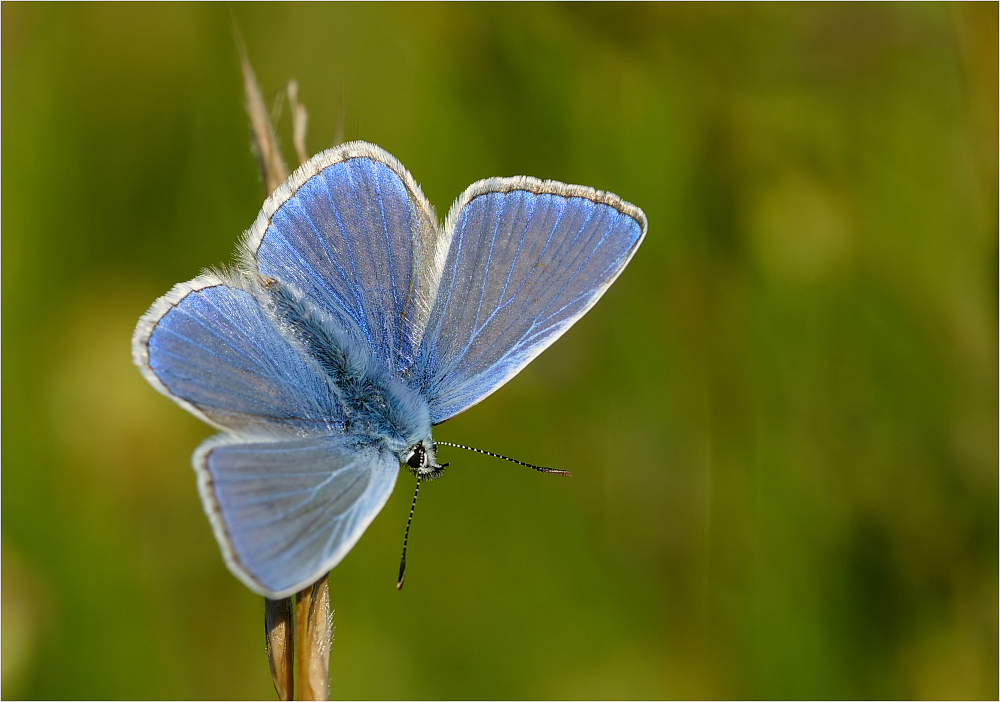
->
[3,3,996,699]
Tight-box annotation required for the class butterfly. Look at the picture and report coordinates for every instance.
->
[132,142,646,598]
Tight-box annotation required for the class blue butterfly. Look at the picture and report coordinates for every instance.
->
[132,142,646,598]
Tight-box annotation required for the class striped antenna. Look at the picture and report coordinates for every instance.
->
[434,442,572,477]
[396,477,420,591]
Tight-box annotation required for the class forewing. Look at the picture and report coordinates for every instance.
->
[242,142,447,374]
[132,274,342,434]
[412,179,646,423]
[195,434,399,598]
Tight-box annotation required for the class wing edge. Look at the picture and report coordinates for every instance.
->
[443,175,648,240]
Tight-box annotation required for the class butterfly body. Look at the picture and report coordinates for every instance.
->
[133,142,645,598]
[261,274,438,472]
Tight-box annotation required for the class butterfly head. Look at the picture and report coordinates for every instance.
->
[401,439,448,480]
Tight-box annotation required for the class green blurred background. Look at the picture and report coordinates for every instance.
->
[3,3,996,699]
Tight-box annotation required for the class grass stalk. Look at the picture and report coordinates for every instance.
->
[294,577,332,701]
[264,598,295,700]
[235,26,288,194]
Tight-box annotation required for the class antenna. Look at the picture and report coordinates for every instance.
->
[396,476,420,591]
[434,442,572,477]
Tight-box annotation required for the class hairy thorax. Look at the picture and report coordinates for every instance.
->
[260,276,432,456]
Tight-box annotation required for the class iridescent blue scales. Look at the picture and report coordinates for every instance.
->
[132,142,646,597]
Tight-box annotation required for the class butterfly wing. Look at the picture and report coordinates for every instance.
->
[132,273,342,434]
[242,142,448,373]
[195,434,399,598]
[412,179,646,424]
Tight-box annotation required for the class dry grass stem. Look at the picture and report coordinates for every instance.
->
[235,29,288,194]
[287,80,310,166]
[264,597,295,700]
[294,577,332,701]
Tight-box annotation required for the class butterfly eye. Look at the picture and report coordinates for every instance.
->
[406,444,424,469]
